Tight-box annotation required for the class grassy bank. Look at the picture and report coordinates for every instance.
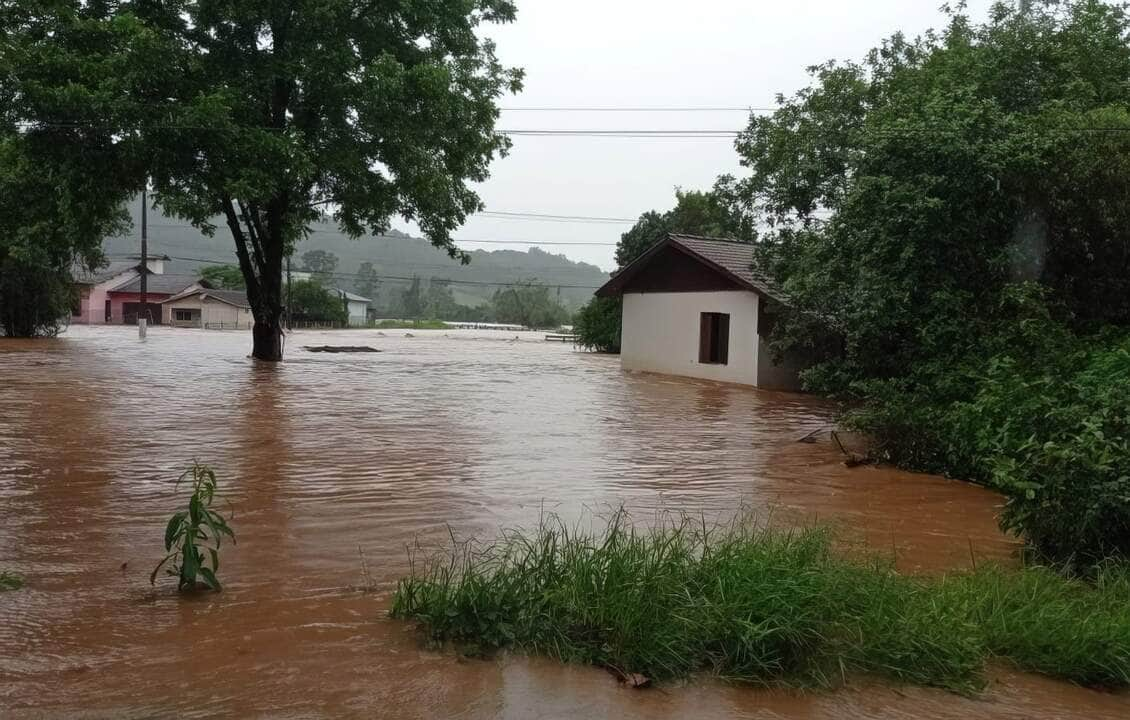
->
[391,512,1130,693]
[369,319,449,330]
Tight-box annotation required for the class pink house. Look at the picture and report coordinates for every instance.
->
[72,255,201,325]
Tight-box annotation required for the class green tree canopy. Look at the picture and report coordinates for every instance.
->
[300,250,339,284]
[0,132,128,336]
[615,189,755,267]
[288,280,347,325]
[729,0,1130,386]
[492,283,568,329]
[200,264,246,290]
[4,0,523,359]
[355,261,379,301]
[726,0,1130,564]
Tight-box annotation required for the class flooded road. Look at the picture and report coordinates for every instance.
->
[1,326,1125,718]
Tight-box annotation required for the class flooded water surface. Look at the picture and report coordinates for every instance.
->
[1,326,1125,718]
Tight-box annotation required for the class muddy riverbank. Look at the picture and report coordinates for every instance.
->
[1,326,1125,718]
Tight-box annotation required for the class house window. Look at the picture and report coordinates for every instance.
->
[699,312,730,365]
[174,309,195,322]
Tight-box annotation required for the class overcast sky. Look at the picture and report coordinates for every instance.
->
[392,0,1001,272]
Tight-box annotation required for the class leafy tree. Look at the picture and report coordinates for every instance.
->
[300,250,339,284]
[288,280,347,325]
[397,277,426,320]
[492,283,568,329]
[572,297,622,353]
[5,0,523,359]
[727,0,1130,564]
[0,132,128,337]
[616,189,755,267]
[424,279,460,320]
[200,264,246,290]
[575,188,752,352]
[355,261,379,301]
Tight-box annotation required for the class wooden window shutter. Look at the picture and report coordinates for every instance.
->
[699,313,712,363]
[718,313,730,365]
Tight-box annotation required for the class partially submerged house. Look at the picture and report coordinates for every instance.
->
[163,288,253,329]
[71,254,172,325]
[105,272,202,325]
[595,233,801,390]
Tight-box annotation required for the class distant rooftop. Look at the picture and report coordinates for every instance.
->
[110,274,201,296]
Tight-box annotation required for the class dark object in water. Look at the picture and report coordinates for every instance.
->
[303,346,381,353]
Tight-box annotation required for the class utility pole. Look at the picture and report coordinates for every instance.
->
[285,254,292,330]
[139,186,148,339]
[1019,0,1031,15]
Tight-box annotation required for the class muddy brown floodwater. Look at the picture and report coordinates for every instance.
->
[1,326,1126,719]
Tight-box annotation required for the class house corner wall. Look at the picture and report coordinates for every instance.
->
[620,291,760,386]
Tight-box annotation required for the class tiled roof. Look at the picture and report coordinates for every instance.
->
[109,274,201,295]
[666,234,782,300]
[73,260,138,286]
[595,233,785,302]
[163,287,250,308]
[203,289,251,308]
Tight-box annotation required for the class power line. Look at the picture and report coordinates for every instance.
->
[145,223,619,245]
[134,253,602,289]
[479,210,635,224]
[499,106,771,112]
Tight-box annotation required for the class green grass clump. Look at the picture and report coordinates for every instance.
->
[391,511,1130,694]
[0,570,23,591]
[370,319,448,330]
[938,564,1130,686]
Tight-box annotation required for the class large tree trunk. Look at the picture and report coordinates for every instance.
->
[251,311,284,360]
[220,196,287,361]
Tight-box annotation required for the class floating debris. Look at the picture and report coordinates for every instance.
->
[303,346,381,353]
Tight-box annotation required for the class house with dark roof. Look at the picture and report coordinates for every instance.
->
[595,233,801,389]
[71,254,175,325]
[106,271,203,325]
[162,287,253,330]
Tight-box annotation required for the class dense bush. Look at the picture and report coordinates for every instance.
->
[845,288,1130,566]
[572,297,621,353]
[726,1,1130,565]
[288,279,348,325]
[0,255,74,338]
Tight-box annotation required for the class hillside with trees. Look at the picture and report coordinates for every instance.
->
[104,199,607,313]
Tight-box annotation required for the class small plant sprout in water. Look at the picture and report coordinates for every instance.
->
[0,570,24,591]
[151,462,235,592]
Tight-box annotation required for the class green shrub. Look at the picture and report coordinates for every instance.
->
[848,327,1130,568]
[151,462,236,592]
[0,570,23,591]
[572,297,621,353]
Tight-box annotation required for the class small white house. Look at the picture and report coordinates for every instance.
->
[596,233,801,390]
[336,290,371,326]
[162,288,253,329]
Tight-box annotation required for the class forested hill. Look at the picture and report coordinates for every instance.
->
[102,200,609,310]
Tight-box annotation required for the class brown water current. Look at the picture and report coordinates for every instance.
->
[1,326,1126,718]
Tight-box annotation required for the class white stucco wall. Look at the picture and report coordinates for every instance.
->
[621,290,763,386]
[346,299,367,326]
[164,296,253,329]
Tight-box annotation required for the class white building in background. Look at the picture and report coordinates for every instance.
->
[287,270,370,326]
[162,288,253,329]
[595,233,802,390]
[336,290,370,326]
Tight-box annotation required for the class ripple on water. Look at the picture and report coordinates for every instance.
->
[0,325,1122,718]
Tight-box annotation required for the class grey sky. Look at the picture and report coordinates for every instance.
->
[392,0,999,272]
